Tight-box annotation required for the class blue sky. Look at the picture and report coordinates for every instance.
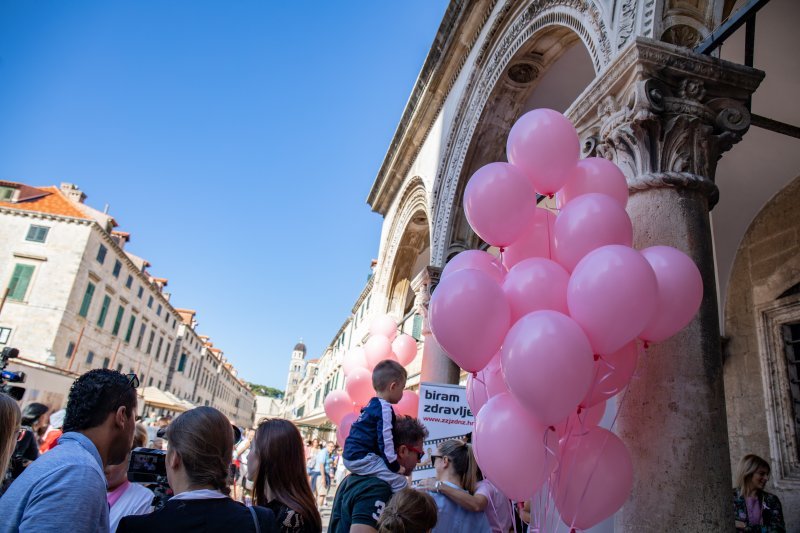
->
[0,1,449,390]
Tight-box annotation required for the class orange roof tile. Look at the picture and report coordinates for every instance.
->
[0,184,90,220]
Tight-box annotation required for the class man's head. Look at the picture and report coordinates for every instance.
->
[392,416,428,474]
[372,359,407,404]
[63,369,138,466]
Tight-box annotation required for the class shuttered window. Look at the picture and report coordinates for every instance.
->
[97,295,111,327]
[112,306,125,336]
[7,264,34,301]
[78,282,95,317]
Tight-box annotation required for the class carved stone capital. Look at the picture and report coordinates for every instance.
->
[568,37,763,209]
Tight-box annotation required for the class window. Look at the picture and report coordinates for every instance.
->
[78,282,95,317]
[165,343,172,361]
[126,275,133,289]
[112,306,125,336]
[0,327,10,344]
[155,337,163,361]
[65,342,75,359]
[136,324,146,349]
[112,260,122,278]
[137,286,143,299]
[102,357,110,369]
[156,304,162,316]
[147,296,153,308]
[314,389,321,408]
[116,363,123,372]
[0,186,15,201]
[86,351,94,364]
[148,377,153,386]
[96,245,107,264]
[157,380,161,389]
[7,264,34,301]
[412,314,423,340]
[25,225,49,243]
[146,331,155,354]
[125,315,136,343]
[178,353,187,372]
[97,295,111,327]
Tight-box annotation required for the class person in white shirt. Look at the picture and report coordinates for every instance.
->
[106,423,154,531]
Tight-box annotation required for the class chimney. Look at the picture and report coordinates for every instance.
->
[60,183,86,204]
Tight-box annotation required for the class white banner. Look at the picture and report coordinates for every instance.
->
[412,381,474,482]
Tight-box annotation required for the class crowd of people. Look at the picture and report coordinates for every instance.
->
[0,364,788,532]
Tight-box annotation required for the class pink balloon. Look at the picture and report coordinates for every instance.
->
[581,341,638,408]
[464,162,537,247]
[342,346,368,377]
[336,412,357,448]
[503,208,556,268]
[506,109,580,196]
[442,249,506,285]
[554,427,633,530]
[466,353,509,415]
[324,390,356,426]
[500,311,594,425]
[554,401,606,438]
[639,246,703,343]
[364,335,394,370]
[568,245,658,354]
[429,269,511,373]
[369,314,398,341]
[345,367,375,408]
[553,193,633,272]
[391,334,418,367]
[473,393,558,501]
[502,258,569,324]
[466,372,489,416]
[560,157,628,208]
[395,390,420,418]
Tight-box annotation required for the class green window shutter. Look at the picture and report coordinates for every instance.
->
[178,353,187,372]
[112,306,125,336]
[412,314,423,340]
[97,295,111,327]
[125,316,136,343]
[7,264,34,301]
[78,282,95,317]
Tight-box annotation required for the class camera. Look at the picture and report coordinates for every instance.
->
[128,447,171,509]
[1,347,25,401]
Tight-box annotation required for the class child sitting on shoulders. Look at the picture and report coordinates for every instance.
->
[343,359,408,492]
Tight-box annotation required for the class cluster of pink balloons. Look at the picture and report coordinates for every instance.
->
[431,108,704,529]
[323,314,421,446]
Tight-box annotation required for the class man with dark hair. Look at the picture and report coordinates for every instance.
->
[329,416,428,533]
[0,369,138,533]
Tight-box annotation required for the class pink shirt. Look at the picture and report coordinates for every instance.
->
[475,480,513,533]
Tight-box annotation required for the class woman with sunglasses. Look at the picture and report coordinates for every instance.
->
[418,439,491,532]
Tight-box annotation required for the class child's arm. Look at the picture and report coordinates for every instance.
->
[379,401,401,473]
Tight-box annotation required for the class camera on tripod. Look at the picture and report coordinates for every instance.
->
[128,447,171,509]
[1,347,26,401]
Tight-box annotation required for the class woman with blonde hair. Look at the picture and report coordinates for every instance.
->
[420,439,490,532]
[248,419,321,532]
[376,488,437,533]
[733,454,785,531]
[0,393,21,485]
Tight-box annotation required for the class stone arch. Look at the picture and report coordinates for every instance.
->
[723,174,800,517]
[374,177,431,319]
[430,3,602,265]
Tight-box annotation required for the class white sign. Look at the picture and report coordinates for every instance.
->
[412,382,474,482]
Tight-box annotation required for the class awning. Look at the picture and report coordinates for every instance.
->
[138,386,195,413]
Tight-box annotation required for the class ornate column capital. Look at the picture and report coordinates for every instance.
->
[567,37,764,209]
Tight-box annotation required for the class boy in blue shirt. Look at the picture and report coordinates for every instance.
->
[343,359,408,492]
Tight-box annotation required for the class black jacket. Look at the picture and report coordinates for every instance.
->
[117,497,277,533]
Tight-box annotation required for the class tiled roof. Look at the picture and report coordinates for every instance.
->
[0,184,90,220]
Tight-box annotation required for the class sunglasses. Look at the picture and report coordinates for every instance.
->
[431,454,445,467]
[114,373,139,415]
[407,445,425,460]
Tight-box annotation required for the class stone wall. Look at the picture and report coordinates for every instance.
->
[724,174,800,530]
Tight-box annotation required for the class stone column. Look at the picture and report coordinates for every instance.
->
[411,266,460,385]
[568,38,763,531]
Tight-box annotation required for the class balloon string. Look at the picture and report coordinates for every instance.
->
[545,211,553,260]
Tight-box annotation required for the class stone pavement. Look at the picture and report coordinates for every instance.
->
[320,479,338,532]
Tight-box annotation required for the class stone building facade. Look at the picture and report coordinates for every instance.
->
[358,0,798,531]
[0,181,255,428]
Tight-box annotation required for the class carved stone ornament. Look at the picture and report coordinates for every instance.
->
[568,37,764,210]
